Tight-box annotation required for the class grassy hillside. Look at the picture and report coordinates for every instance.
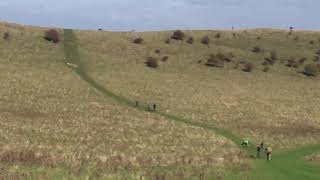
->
[76,28,320,149]
[1,22,320,179]
[0,22,246,179]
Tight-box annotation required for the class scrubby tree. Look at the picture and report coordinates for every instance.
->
[201,36,210,45]
[145,57,159,68]
[44,29,60,43]
[171,30,185,40]
[133,38,144,44]
[3,32,9,40]
[186,37,194,44]
[242,62,254,72]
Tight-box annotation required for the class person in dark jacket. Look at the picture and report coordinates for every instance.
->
[256,145,261,159]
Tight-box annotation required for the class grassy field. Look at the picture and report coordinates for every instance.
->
[75,28,320,149]
[0,22,247,179]
[1,22,320,179]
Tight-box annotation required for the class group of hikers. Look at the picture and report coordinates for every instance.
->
[241,140,272,162]
[136,100,274,162]
[135,101,157,111]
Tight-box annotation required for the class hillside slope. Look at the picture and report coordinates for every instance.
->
[0,22,244,179]
[75,28,320,149]
[1,22,320,179]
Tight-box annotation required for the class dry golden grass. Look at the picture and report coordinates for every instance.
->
[0,22,244,178]
[75,28,320,149]
[306,153,320,162]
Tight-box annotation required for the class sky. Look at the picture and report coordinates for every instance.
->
[0,0,319,31]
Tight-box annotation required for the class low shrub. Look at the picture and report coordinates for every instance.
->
[0,150,44,164]
[44,29,59,43]
[201,36,210,45]
[263,67,269,72]
[205,54,224,68]
[171,30,185,40]
[298,57,307,65]
[145,57,159,68]
[286,58,300,68]
[313,56,320,62]
[239,60,247,64]
[186,37,194,44]
[303,64,320,76]
[98,28,103,31]
[215,33,221,39]
[270,51,278,61]
[316,50,320,56]
[216,52,233,62]
[232,33,236,39]
[233,62,239,69]
[3,32,9,40]
[161,56,169,62]
[262,61,269,66]
[164,38,171,44]
[252,46,263,53]
[257,36,261,40]
[241,62,254,72]
[310,40,315,45]
[294,36,299,41]
[155,49,161,54]
[263,57,276,65]
[133,38,144,44]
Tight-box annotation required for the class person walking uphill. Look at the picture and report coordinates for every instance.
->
[266,146,272,162]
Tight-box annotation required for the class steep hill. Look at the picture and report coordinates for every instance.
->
[1,22,320,179]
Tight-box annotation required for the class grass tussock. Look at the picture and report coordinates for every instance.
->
[262,67,270,72]
[0,149,49,165]
[303,64,320,76]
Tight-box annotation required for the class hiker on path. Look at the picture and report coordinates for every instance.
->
[241,139,249,147]
[266,147,272,162]
[256,145,261,159]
